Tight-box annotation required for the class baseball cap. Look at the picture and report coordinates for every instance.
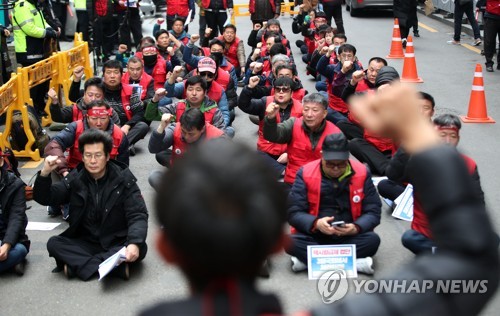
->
[322,133,349,161]
[198,57,217,73]
[375,66,400,87]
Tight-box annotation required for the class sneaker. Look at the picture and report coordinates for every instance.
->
[402,38,407,49]
[129,144,136,156]
[413,30,420,38]
[356,257,374,275]
[47,205,61,217]
[291,256,307,272]
[447,40,461,45]
[64,264,75,279]
[486,65,494,72]
[473,38,482,46]
[14,261,26,276]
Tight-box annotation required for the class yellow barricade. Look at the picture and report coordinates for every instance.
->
[233,4,250,17]
[19,54,60,127]
[281,2,299,15]
[59,41,93,105]
[0,73,41,161]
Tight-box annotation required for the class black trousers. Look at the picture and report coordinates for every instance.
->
[52,3,67,38]
[47,236,147,280]
[349,138,392,176]
[484,17,500,67]
[93,15,117,58]
[76,10,90,42]
[323,4,345,34]
[127,122,150,146]
[119,8,143,49]
[286,232,381,265]
[377,179,405,201]
[337,120,364,140]
[205,11,227,39]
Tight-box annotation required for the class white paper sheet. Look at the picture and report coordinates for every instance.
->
[98,246,127,280]
[26,222,61,231]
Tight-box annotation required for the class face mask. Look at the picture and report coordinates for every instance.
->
[210,52,223,65]
[334,46,340,55]
[143,54,157,66]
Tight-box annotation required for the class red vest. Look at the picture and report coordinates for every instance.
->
[182,79,224,104]
[121,84,134,121]
[135,52,167,91]
[72,105,84,122]
[167,0,190,17]
[364,131,395,153]
[249,0,276,14]
[486,0,500,15]
[284,118,341,184]
[121,71,154,100]
[257,97,303,156]
[270,86,306,101]
[218,36,241,67]
[175,100,217,124]
[412,154,477,239]
[67,121,123,169]
[171,123,224,164]
[202,0,228,9]
[293,159,367,233]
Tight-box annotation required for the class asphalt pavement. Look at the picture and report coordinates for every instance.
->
[1,4,499,316]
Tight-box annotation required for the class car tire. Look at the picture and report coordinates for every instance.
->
[350,4,361,17]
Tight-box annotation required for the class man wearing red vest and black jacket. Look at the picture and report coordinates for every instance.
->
[263,92,341,188]
[202,0,234,39]
[166,0,196,30]
[249,0,281,26]
[286,132,381,274]
[239,76,303,177]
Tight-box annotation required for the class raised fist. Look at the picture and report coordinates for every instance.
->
[73,65,84,81]
[248,76,260,88]
[254,23,261,31]
[48,88,58,103]
[265,102,280,119]
[204,27,212,35]
[118,44,128,54]
[153,88,167,102]
[190,34,200,43]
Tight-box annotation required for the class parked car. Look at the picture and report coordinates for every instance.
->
[345,0,394,17]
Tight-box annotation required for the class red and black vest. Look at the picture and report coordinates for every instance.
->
[175,100,218,125]
[191,67,231,91]
[257,97,303,156]
[171,123,224,164]
[412,155,477,238]
[67,120,123,169]
[121,84,134,121]
[284,118,341,184]
[292,158,367,233]
[121,71,154,100]
[72,105,84,122]
[218,35,241,67]
[249,0,276,14]
[202,0,228,9]
[135,52,167,91]
[182,79,224,104]
[486,0,500,15]
[167,0,190,17]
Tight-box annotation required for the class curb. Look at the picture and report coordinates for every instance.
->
[417,5,480,38]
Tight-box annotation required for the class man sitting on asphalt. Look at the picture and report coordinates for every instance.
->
[286,132,381,274]
[34,129,148,281]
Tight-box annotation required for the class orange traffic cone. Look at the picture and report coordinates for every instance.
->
[401,36,423,83]
[461,64,495,123]
[386,19,405,59]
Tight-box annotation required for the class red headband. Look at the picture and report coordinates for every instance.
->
[87,108,112,117]
[437,126,459,133]
[142,46,158,54]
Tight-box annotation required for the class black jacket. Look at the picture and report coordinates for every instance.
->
[33,160,148,250]
[0,169,29,251]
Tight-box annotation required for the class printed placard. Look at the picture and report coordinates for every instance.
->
[307,244,357,280]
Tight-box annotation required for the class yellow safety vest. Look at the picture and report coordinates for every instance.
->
[12,0,47,55]
[74,0,87,10]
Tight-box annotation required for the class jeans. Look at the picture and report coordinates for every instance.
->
[454,2,481,41]
[326,108,348,125]
[377,179,406,201]
[0,242,28,274]
[401,229,436,255]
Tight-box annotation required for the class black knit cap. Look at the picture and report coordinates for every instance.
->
[375,66,400,87]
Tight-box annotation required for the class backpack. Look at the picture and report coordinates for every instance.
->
[9,107,50,156]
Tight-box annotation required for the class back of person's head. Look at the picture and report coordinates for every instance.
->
[419,91,436,110]
[269,43,287,57]
[78,128,113,156]
[180,108,206,131]
[185,75,208,92]
[84,77,104,93]
[338,43,356,55]
[155,140,287,288]
[103,60,123,74]
[303,92,328,110]
[433,113,462,130]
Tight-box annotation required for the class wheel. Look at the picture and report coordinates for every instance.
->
[350,4,361,17]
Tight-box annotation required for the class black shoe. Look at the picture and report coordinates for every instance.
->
[486,65,494,72]
[129,144,136,156]
[47,205,61,217]
[64,264,75,279]
[112,263,130,280]
[295,40,305,48]
[14,261,25,276]
[413,30,420,37]
[402,38,407,49]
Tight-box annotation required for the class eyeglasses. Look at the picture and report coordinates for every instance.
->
[275,86,291,93]
[199,71,215,78]
[325,161,348,169]
[83,152,105,160]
